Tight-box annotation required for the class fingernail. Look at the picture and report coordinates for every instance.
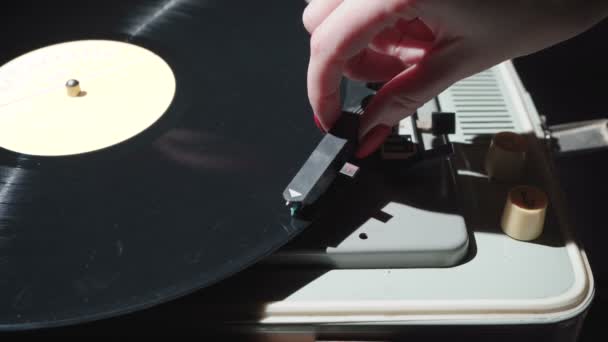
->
[314,115,326,133]
[355,125,392,159]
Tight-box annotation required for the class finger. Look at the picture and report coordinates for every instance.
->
[362,43,470,133]
[343,18,436,83]
[356,43,473,158]
[308,0,410,130]
[302,0,343,34]
[370,19,435,65]
[372,40,430,66]
[344,48,405,82]
[402,18,435,41]
[393,17,435,42]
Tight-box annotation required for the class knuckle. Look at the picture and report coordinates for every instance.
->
[302,7,314,32]
[393,93,422,112]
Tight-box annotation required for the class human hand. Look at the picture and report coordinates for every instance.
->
[303,0,608,158]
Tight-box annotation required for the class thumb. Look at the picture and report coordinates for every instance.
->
[356,42,475,159]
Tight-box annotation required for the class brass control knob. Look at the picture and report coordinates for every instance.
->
[501,185,548,241]
[485,132,528,182]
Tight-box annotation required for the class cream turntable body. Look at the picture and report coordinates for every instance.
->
[188,61,595,341]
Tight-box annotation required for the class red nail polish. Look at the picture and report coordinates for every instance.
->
[355,125,392,159]
[314,115,326,133]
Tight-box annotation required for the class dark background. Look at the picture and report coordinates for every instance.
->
[514,18,608,342]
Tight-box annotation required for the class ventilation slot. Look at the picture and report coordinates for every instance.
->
[440,69,519,144]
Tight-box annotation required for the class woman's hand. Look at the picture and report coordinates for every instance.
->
[303,0,608,158]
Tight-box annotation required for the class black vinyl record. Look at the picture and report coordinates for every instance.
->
[0,0,319,330]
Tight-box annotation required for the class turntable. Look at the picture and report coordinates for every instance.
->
[0,1,601,340]
[185,61,596,341]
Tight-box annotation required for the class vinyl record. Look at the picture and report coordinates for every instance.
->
[0,0,319,330]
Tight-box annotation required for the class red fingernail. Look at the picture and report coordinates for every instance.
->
[314,115,326,133]
[355,125,392,159]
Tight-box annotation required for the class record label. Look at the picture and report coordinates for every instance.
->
[0,40,176,157]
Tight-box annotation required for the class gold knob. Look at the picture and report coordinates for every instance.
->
[485,132,528,182]
[501,185,548,241]
[66,79,81,97]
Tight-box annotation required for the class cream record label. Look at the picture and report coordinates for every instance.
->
[0,40,176,157]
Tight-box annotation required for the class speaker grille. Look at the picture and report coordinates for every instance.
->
[438,68,524,144]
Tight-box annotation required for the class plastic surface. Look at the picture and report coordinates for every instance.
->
[177,62,594,328]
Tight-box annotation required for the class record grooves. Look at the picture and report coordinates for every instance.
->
[0,1,316,330]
